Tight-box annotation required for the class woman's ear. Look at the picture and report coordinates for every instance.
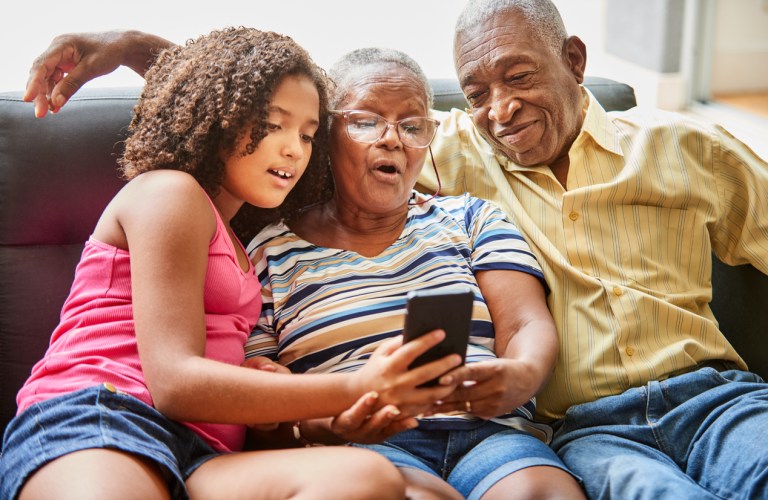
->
[563,36,587,83]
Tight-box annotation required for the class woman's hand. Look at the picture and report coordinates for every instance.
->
[327,391,418,444]
[430,268,559,420]
[431,358,540,419]
[241,356,290,374]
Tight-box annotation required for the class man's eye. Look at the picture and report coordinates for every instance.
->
[508,72,533,84]
[465,91,485,107]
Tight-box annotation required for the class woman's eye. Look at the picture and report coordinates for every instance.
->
[352,120,378,130]
[301,134,314,144]
[266,123,281,132]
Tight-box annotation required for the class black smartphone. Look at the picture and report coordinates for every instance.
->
[403,285,474,386]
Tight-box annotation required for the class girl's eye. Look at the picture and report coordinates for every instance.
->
[301,134,314,144]
[266,123,281,132]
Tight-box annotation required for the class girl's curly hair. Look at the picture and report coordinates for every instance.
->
[119,26,334,243]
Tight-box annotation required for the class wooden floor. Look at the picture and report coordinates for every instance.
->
[712,91,768,119]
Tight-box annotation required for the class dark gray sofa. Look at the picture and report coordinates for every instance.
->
[1,77,766,436]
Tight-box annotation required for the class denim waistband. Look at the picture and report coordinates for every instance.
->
[659,359,740,381]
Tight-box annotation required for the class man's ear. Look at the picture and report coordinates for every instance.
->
[563,36,587,84]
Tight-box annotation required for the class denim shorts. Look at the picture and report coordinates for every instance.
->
[0,384,220,499]
[551,367,768,499]
[357,421,577,500]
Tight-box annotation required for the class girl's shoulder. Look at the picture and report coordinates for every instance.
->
[118,170,210,211]
[114,170,215,235]
[92,170,216,251]
[125,169,203,194]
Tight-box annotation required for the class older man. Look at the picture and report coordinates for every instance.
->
[419,1,768,498]
[23,1,768,496]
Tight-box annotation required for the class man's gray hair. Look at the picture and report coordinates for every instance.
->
[455,0,568,56]
[328,48,434,109]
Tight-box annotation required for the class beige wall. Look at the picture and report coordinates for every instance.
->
[710,0,768,94]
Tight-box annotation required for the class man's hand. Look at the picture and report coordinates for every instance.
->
[24,30,173,118]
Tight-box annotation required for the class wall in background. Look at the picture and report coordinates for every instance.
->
[5,0,765,113]
[0,0,618,94]
[710,0,768,94]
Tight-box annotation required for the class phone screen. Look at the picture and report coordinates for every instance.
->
[403,285,474,385]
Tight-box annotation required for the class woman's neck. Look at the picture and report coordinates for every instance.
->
[291,198,409,257]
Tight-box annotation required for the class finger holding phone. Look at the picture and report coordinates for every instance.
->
[356,332,464,417]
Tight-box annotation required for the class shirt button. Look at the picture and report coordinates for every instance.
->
[626,347,636,356]
[568,212,579,221]
[613,286,623,296]
[103,382,117,393]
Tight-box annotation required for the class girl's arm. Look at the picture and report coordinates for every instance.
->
[103,169,462,425]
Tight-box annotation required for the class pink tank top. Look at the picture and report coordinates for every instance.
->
[16,193,261,452]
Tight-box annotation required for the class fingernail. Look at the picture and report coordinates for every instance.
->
[388,408,401,418]
[440,375,454,385]
[54,94,66,108]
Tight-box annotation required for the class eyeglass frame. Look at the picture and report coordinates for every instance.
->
[329,109,440,149]
[328,109,442,205]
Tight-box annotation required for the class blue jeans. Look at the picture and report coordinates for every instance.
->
[551,367,768,499]
[358,421,576,500]
[0,384,219,499]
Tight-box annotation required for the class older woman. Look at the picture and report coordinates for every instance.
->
[246,48,585,500]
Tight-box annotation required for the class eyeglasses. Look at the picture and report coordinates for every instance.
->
[330,110,440,149]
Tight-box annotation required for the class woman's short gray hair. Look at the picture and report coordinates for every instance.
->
[455,0,568,57]
[328,47,434,110]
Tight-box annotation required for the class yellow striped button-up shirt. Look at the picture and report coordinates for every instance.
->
[419,89,768,420]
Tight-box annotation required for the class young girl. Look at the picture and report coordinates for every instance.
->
[0,27,461,500]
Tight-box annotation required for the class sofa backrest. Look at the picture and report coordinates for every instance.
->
[1,78,765,436]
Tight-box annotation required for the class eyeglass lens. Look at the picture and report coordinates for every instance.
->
[344,111,437,148]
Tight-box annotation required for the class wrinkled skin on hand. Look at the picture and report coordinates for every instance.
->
[24,30,172,117]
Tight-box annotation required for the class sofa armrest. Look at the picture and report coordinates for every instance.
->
[711,258,768,379]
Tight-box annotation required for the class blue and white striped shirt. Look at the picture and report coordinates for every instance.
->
[246,192,552,439]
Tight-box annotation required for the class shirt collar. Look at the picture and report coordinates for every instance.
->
[579,87,624,156]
